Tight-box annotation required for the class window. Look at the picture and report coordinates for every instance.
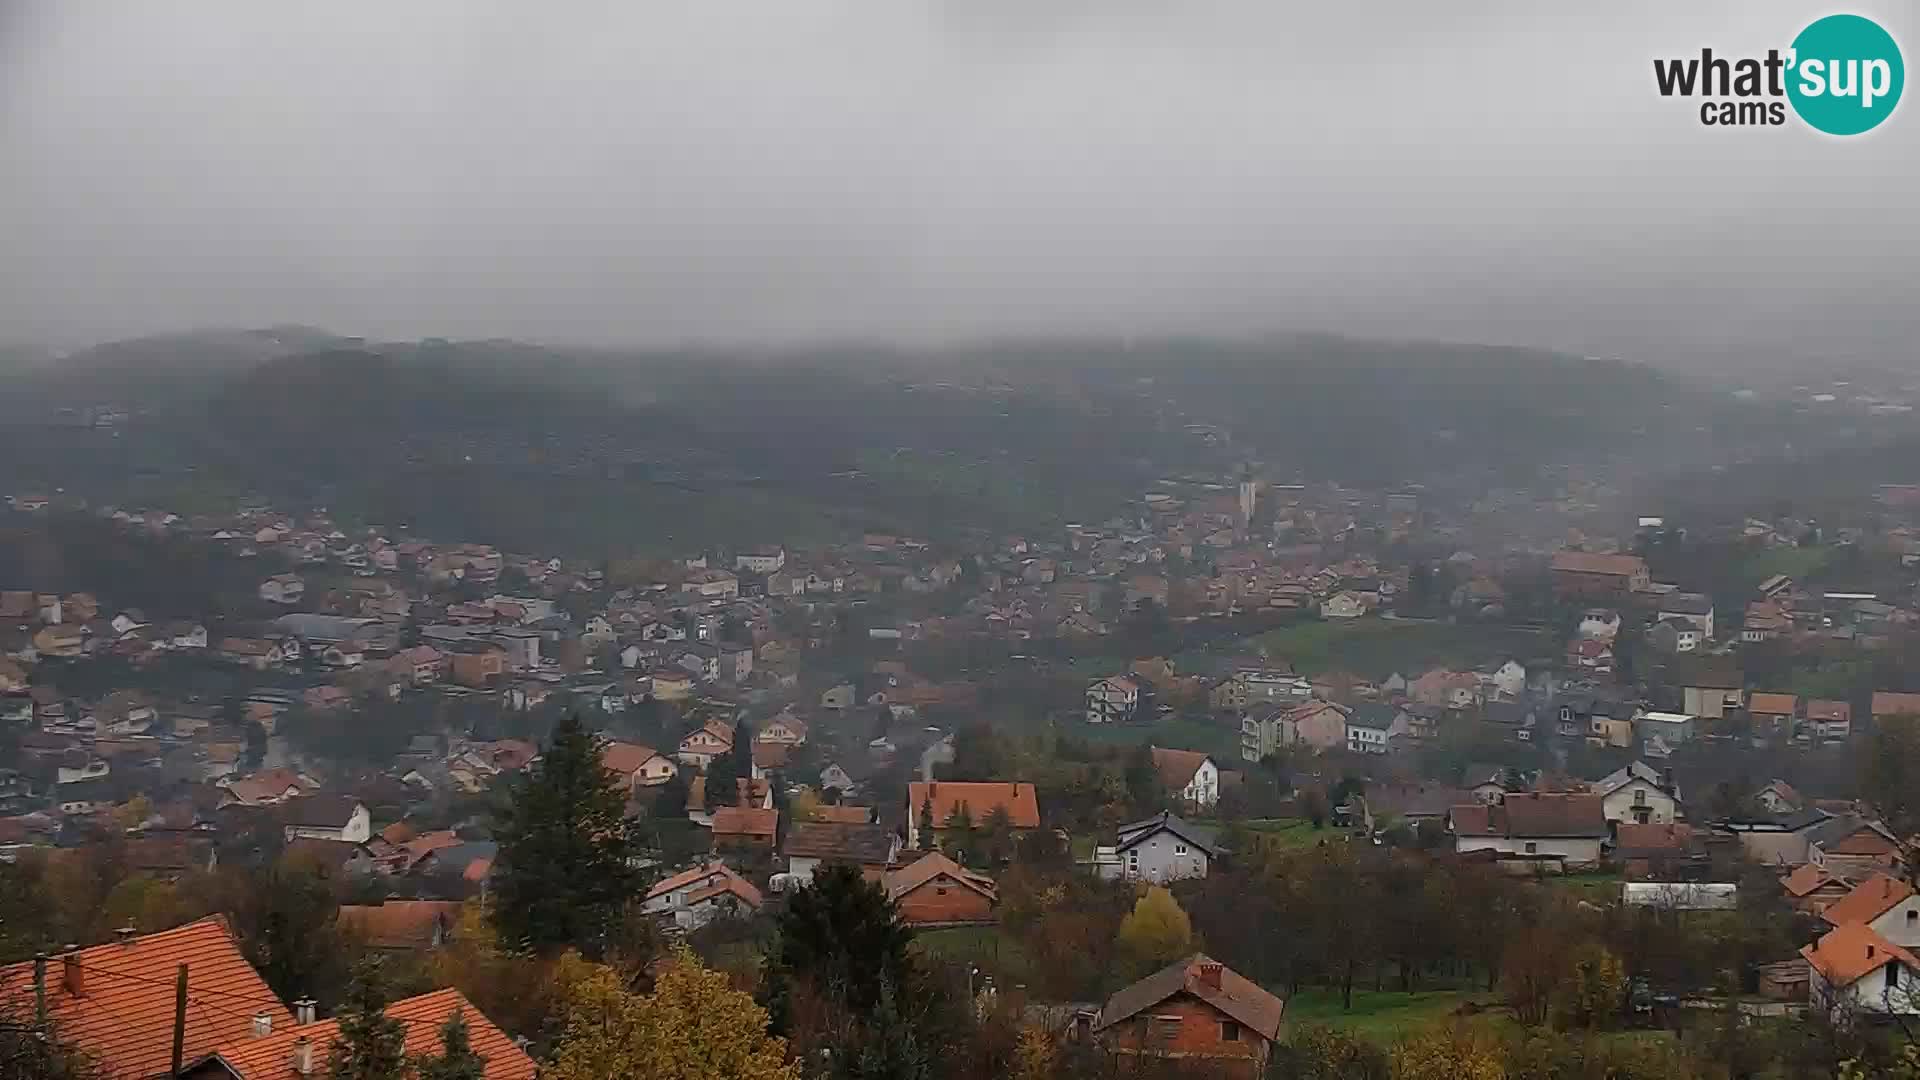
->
[1175,844,1187,855]
[1890,964,1901,988]
[1150,1016,1181,1045]
[1908,910,1917,926]
[1220,1020,1241,1042]
[1524,842,1538,854]
[1633,788,1648,807]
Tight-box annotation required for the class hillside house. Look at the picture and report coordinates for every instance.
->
[677,720,735,768]
[905,780,1040,850]
[1550,551,1650,598]
[1090,955,1286,1079]
[1803,923,1920,1018]
[1449,792,1607,870]
[885,852,998,926]
[642,861,764,930]
[782,821,900,884]
[1086,675,1141,724]
[1101,811,1217,884]
[1150,748,1220,808]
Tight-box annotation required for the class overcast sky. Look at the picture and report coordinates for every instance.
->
[3,2,1916,371]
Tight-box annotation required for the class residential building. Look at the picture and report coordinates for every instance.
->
[642,861,765,930]
[201,987,536,1079]
[1549,551,1650,598]
[1747,692,1799,740]
[1872,691,1920,726]
[1681,669,1745,719]
[1286,700,1352,752]
[1086,675,1141,724]
[1090,955,1285,1079]
[280,796,371,844]
[1101,811,1217,884]
[1344,703,1407,754]
[677,720,734,767]
[1449,793,1608,869]
[1591,761,1680,826]
[336,900,463,952]
[1821,874,1920,948]
[1150,748,1220,808]
[1648,618,1701,654]
[904,781,1040,850]
[782,821,900,884]
[710,806,780,854]
[1656,592,1715,639]
[1634,711,1696,748]
[1803,922,1920,1018]
[884,852,998,926]
[602,741,678,791]
[1806,699,1854,742]
[734,546,787,574]
[258,573,305,605]
[0,919,290,1078]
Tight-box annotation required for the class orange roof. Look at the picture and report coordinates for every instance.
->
[710,806,779,839]
[602,740,665,775]
[1806,700,1852,723]
[812,804,872,824]
[1872,691,1920,717]
[209,987,535,1079]
[1801,922,1920,988]
[1821,873,1916,929]
[1748,692,1798,716]
[337,901,463,950]
[752,742,792,770]
[885,851,996,902]
[1781,863,1849,898]
[647,860,765,908]
[906,781,1041,830]
[1150,747,1213,791]
[0,917,290,1078]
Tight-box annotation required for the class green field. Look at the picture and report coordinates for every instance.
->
[1284,989,1485,1040]
[1740,546,1832,586]
[1542,871,1624,902]
[1251,619,1550,679]
[1240,818,1341,852]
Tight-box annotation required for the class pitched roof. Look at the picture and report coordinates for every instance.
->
[1612,822,1695,856]
[884,851,997,902]
[278,794,363,828]
[209,987,535,1079]
[1094,954,1285,1040]
[1550,551,1647,577]
[1149,747,1213,790]
[646,861,764,909]
[783,821,895,864]
[710,806,778,840]
[1806,699,1852,723]
[1872,691,1920,717]
[601,740,665,775]
[337,900,464,950]
[1801,922,1920,989]
[1748,692,1798,716]
[1820,873,1916,929]
[810,804,873,825]
[1781,863,1851,898]
[907,781,1040,830]
[0,917,289,1078]
[1116,811,1220,855]
[1451,793,1606,839]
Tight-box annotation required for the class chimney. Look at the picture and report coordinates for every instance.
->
[291,1036,314,1076]
[61,950,84,997]
[114,925,137,944]
[252,1012,274,1037]
[295,998,316,1025]
[1196,962,1223,990]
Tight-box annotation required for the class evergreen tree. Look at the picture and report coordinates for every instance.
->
[414,1008,488,1080]
[330,959,407,1080]
[492,710,645,953]
[766,863,914,1017]
[944,806,978,866]
[916,795,935,852]
[706,721,751,808]
[832,980,932,1080]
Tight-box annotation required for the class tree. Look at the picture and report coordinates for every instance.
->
[548,948,797,1080]
[330,959,407,1080]
[1270,1025,1388,1080]
[1555,942,1625,1030]
[226,857,347,1005]
[916,796,936,852]
[413,1008,487,1080]
[944,806,979,866]
[1011,1026,1054,1080]
[706,722,752,808]
[1863,716,1920,838]
[243,721,269,771]
[767,863,915,1016]
[1114,887,1193,978]
[1388,1027,1503,1080]
[491,711,645,953]
[830,980,931,1080]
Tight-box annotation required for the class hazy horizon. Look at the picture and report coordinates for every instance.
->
[5,2,1918,373]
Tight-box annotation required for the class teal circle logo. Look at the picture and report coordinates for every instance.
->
[1787,14,1904,135]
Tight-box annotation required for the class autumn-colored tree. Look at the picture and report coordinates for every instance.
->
[1388,1026,1504,1080]
[791,788,823,823]
[547,947,798,1080]
[1554,942,1625,1030]
[1502,922,1571,1027]
[1012,1026,1055,1080]
[1270,1025,1388,1080]
[1114,886,1193,978]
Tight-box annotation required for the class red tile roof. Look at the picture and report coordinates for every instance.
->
[337,900,463,950]
[209,987,535,1079]
[906,781,1041,830]
[1095,953,1285,1040]
[1150,747,1213,791]
[710,806,779,840]
[0,917,289,1079]
[1872,691,1920,718]
[1801,922,1920,989]
[1820,873,1916,929]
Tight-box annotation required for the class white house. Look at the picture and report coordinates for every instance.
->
[280,797,371,844]
[641,861,764,930]
[1344,704,1407,754]
[1656,592,1715,640]
[1577,609,1621,642]
[1449,793,1607,869]
[734,547,787,574]
[1823,874,1920,949]
[1804,923,1920,1018]
[1086,675,1140,724]
[1101,812,1216,884]
[1320,591,1367,619]
[1484,660,1527,701]
[259,574,305,605]
[1635,711,1697,747]
[1150,747,1219,808]
[677,720,735,768]
[1591,761,1680,826]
